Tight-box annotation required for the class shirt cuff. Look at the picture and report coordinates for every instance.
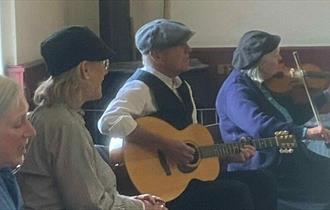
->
[137,199,145,210]
[292,125,307,140]
[106,115,138,137]
[302,127,308,139]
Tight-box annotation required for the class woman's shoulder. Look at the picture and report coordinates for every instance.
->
[30,104,82,126]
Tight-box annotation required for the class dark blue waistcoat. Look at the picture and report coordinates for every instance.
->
[127,69,193,130]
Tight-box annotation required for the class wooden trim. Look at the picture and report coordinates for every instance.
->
[21,46,330,110]
[191,46,330,70]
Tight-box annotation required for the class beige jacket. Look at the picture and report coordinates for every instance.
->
[17,103,143,210]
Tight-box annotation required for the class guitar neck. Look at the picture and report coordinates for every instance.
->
[199,137,277,159]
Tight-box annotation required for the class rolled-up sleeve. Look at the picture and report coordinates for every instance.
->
[98,81,155,137]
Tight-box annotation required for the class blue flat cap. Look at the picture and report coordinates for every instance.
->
[232,30,281,70]
[135,19,194,54]
[41,26,114,76]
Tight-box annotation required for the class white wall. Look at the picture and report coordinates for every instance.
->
[2,0,99,65]
[4,0,330,65]
[65,0,100,35]
[0,11,2,75]
[130,0,164,33]
[168,0,330,47]
[1,0,17,70]
[15,0,67,64]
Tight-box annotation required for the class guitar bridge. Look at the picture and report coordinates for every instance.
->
[157,150,171,176]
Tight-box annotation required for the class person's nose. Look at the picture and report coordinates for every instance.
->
[23,120,36,138]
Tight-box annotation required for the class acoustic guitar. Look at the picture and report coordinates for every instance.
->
[113,117,296,201]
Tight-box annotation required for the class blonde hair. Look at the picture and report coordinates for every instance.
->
[0,76,20,118]
[34,65,88,107]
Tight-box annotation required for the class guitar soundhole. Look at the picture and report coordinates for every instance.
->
[178,143,199,174]
[186,143,199,164]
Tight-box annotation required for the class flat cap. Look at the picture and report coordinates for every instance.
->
[41,26,114,76]
[232,30,281,70]
[135,19,194,54]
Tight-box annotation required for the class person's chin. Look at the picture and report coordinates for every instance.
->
[92,92,103,101]
[88,89,103,101]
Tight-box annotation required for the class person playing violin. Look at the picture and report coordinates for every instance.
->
[216,30,330,210]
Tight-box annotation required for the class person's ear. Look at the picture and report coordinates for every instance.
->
[150,50,163,64]
[79,61,90,80]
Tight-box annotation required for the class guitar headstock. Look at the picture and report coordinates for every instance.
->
[274,131,297,153]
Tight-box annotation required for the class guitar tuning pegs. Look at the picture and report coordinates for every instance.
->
[279,148,294,154]
[279,148,287,153]
[275,130,289,136]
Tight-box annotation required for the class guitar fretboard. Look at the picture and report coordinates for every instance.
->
[199,137,277,158]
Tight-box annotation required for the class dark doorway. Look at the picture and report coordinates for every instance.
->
[99,0,133,62]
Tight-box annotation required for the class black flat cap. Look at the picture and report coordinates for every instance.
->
[135,19,194,54]
[232,30,281,70]
[41,26,114,76]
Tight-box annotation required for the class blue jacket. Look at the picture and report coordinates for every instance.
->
[0,168,23,210]
[216,68,327,171]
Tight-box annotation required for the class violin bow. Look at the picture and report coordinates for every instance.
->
[292,51,322,126]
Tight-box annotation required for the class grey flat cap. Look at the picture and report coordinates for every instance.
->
[135,19,194,54]
[232,30,281,70]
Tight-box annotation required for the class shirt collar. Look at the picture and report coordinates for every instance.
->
[141,66,182,89]
[244,66,264,84]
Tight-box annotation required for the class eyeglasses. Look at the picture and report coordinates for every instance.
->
[102,59,110,73]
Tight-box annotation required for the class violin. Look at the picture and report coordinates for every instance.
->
[264,63,330,105]
[265,63,330,94]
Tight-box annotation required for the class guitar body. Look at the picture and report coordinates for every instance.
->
[123,117,220,201]
[113,117,295,201]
